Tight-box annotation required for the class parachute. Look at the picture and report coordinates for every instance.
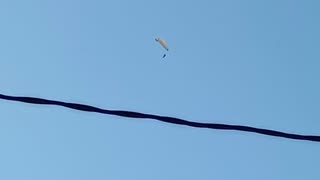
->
[155,38,169,51]
[155,37,169,58]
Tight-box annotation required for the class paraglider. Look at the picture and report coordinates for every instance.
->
[155,37,169,58]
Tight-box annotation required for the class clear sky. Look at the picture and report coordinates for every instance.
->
[1,0,320,179]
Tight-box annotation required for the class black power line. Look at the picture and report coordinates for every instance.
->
[1,93,319,142]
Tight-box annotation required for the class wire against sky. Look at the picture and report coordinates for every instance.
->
[1,93,319,142]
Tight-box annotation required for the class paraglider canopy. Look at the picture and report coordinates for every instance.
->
[155,38,169,51]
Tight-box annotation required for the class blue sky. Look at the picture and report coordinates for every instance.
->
[1,0,320,179]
